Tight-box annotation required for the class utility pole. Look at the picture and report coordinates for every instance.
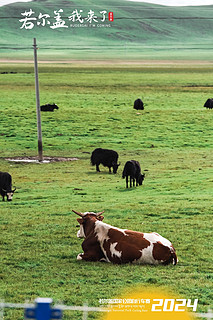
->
[33,38,43,162]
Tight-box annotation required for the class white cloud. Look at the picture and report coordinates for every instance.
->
[1,0,213,6]
[0,0,32,7]
[1,0,213,7]
[128,0,213,6]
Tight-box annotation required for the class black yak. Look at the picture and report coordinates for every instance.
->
[133,98,144,110]
[91,148,120,173]
[204,98,213,109]
[40,103,59,112]
[0,172,16,201]
[122,160,145,188]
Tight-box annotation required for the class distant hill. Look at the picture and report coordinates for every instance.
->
[0,0,213,60]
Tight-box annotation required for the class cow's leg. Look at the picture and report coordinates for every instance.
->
[130,177,132,188]
[77,253,84,260]
[77,252,102,262]
[96,164,100,172]
[99,257,108,262]
[80,238,105,261]
[79,240,107,262]
[109,167,111,173]
[133,178,135,187]
[126,176,128,188]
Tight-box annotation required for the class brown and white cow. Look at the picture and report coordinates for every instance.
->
[73,210,178,265]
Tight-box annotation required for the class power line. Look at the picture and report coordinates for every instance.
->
[1,45,213,50]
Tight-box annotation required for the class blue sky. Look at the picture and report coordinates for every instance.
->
[1,0,213,6]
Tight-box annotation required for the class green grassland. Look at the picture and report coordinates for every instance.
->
[0,63,213,319]
[1,0,213,60]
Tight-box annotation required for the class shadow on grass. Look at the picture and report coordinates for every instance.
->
[117,187,137,192]
[86,171,114,175]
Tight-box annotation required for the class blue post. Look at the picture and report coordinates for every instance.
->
[25,298,62,320]
[35,298,52,320]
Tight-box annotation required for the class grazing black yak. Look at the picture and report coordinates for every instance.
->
[134,98,144,110]
[91,148,120,173]
[0,172,16,201]
[40,103,59,112]
[204,98,213,109]
[122,160,145,188]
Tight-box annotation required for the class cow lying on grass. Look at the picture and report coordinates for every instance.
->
[73,210,178,265]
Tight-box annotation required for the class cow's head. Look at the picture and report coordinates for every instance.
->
[138,173,145,186]
[2,187,16,201]
[72,210,104,238]
[112,162,120,174]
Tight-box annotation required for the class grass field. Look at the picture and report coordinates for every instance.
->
[0,62,212,319]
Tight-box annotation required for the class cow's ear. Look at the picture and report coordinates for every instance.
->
[77,218,83,224]
[98,216,104,221]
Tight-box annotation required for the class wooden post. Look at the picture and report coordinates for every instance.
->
[33,38,43,162]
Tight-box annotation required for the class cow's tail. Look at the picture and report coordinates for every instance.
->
[122,164,127,179]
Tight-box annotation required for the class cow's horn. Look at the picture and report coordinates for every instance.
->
[12,187,16,192]
[72,210,84,217]
[2,188,7,192]
[96,211,104,217]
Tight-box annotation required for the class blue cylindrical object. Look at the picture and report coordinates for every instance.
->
[25,298,62,320]
[35,298,52,320]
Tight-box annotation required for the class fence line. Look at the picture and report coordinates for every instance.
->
[0,300,212,320]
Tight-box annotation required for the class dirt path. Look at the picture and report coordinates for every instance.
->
[0,59,213,66]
